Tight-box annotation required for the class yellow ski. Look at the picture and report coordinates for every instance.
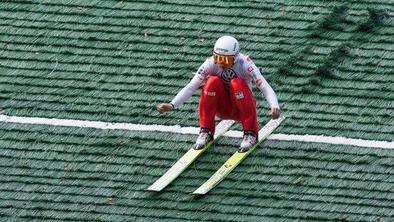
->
[193,115,285,195]
[147,120,235,192]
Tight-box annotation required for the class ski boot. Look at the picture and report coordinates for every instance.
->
[194,128,213,150]
[238,131,257,153]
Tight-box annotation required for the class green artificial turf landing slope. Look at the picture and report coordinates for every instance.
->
[0,0,393,221]
[0,0,393,141]
[0,122,393,221]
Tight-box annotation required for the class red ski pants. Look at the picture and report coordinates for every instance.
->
[199,76,259,137]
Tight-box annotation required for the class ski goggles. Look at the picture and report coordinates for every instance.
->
[213,53,235,66]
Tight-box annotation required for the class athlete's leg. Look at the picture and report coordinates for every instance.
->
[228,78,259,137]
[198,76,228,135]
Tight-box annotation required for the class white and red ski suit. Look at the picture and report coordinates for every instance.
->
[170,54,279,137]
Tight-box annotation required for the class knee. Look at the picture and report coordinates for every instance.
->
[204,76,223,91]
[229,78,248,91]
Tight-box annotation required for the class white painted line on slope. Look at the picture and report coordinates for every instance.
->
[0,114,200,135]
[0,114,393,149]
[269,134,394,150]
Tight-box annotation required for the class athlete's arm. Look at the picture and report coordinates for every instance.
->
[245,57,281,119]
[157,75,202,113]
[258,77,281,119]
[157,59,211,113]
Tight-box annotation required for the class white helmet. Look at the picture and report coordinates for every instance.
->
[213,36,240,56]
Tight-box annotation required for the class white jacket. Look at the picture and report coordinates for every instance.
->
[170,53,280,109]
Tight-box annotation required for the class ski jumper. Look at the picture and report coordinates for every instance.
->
[170,54,279,137]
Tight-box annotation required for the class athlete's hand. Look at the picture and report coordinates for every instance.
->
[270,107,281,119]
[157,103,173,114]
